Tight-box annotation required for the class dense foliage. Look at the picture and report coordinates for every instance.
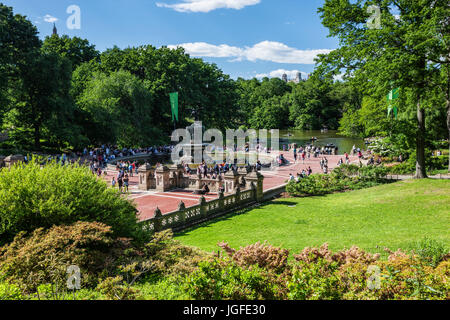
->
[0,227,448,300]
[0,228,209,300]
[0,158,139,245]
[0,3,367,154]
[235,74,358,130]
[286,164,390,196]
[317,0,450,176]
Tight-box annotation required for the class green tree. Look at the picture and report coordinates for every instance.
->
[78,70,160,147]
[8,52,74,149]
[0,3,41,129]
[42,34,100,71]
[98,45,239,132]
[317,0,449,178]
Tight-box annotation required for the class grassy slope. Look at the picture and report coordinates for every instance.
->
[176,179,450,257]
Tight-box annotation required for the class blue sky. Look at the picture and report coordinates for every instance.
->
[3,0,339,79]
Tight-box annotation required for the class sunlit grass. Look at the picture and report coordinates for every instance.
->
[176,179,450,257]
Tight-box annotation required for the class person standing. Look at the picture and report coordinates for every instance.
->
[123,174,129,193]
[118,175,123,193]
[129,163,133,177]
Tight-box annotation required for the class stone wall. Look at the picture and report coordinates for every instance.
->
[140,184,260,234]
[138,163,258,194]
[139,167,265,234]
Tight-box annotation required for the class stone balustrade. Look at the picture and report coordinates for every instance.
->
[138,162,264,195]
[140,181,262,234]
[3,155,24,168]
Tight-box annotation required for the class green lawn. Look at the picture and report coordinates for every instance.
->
[176,179,450,257]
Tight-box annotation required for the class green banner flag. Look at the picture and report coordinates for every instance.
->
[387,104,399,119]
[387,88,400,119]
[169,92,179,122]
[387,88,400,101]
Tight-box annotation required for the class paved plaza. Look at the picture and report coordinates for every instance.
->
[104,152,360,221]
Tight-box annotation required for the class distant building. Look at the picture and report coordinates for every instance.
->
[285,72,305,84]
[282,73,288,83]
[52,23,58,36]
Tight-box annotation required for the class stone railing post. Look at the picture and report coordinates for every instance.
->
[199,196,207,218]
[250,182,257,201]
[4,155,24,168]
[153,207,163,232]
[155,165,171,192]
[138,163,153,191]
[224,170,239,193]
[170,164,185,188]
[245,167,264,202]
[178,201,186,225]
[218,190,225,210]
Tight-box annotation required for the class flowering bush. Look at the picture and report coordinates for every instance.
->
[187,241,449,300]
[218,241,289,273]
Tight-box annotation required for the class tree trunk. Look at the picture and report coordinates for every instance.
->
[415,101,427,179]
[447,99,450,172]
[33,118,41,150]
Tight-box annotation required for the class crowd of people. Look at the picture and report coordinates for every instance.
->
[289,144,339,164]
[288,166,313,182]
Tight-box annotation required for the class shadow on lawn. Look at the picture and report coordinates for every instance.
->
[175,199,298,237]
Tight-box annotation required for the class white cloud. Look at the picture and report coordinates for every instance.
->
[168,41,332,64]
[255,69,308,80]
[156,0,260,13]
[43,14,58,23]
[168,42,244,57]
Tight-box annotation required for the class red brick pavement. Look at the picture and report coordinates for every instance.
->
[103,153,360,221]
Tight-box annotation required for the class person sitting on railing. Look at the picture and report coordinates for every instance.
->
[184,163,192,175]
[201,183,210,195]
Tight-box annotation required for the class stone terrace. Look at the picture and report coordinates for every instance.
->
[104,152,360,221]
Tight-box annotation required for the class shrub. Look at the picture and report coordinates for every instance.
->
[0,158,141,245]
[96,276,139,300]
[286,165,389,197]
[388,154,449,174]
[290,244,449,300]
[134,276,190,300]
[288,258,342,300]
[185,259,283,300]
[143,230,211,278]
[218,241,289,274]
[0,281,24,300]
[409,238,449,267]
[294,243,380,266]
[0,222,128,292]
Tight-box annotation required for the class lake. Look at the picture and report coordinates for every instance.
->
[278,130,366,155]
